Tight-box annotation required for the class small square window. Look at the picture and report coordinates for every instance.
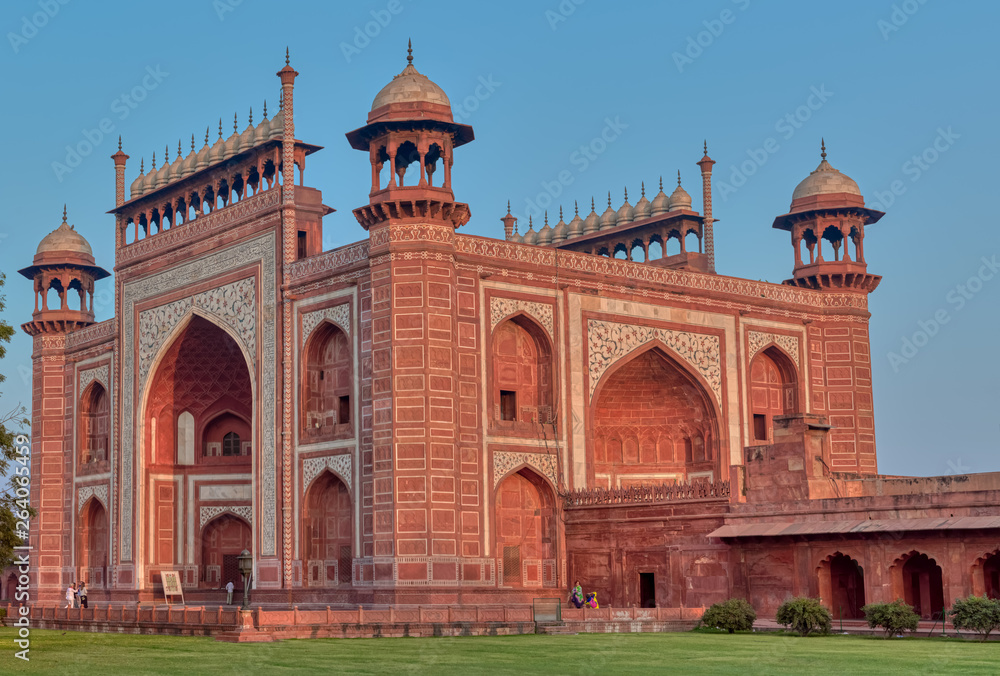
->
[753,414,768,442]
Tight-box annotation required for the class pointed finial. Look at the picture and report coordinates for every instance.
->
[574,200,579,216]
[285,47,290,66]
[263,100,268,120]
[177,139,182,158]
[151,151,156,169]
[624,186,628,202]
[591,196,595,211]
[641,181,646,198]
[191,134,195,152]
[218,118,223,139]
[528,215,534,230]
[677,170,682,186]
[559,205,563,221]
[820,138,827,160]
[62,204,67,223]
[165,144,169,163]
[407,38,413,64]
[544,211,549,227]
[704,139,708,154]
[279,91,284,110]
[233,112,238,133]
[249,106,253,126]
[608,191,612,207]
[506,199,511,214]
[118,136,122,151]
[139,157,144,173]
[205,127,210,146]
[659,176,663,191]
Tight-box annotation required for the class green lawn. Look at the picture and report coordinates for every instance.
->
[0,628,996,675]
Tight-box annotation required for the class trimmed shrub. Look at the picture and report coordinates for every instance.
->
[700,598,756,634]
[775,597,832,636]
[949,595,1000,641]
[862,600,920,638]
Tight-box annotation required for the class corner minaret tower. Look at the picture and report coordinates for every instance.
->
[772,140,883,291]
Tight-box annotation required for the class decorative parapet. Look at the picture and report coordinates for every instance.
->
[65,319,115,351]
[563,480,730,508]
[285,242,369,284]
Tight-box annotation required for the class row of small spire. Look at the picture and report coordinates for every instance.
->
[508,174,693,245]
[128,101,286,200]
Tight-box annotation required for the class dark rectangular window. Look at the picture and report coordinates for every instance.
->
[297,230,308,259]
[639,572,656,608]
[753,414,768,441]
[338,395,350,425]
[500,390,517,421]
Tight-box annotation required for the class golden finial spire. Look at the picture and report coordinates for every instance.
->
[544,211,548,227]
[591,196,595,211]
[407,38,413,64]
[528,215,534,230]
[704,139,708,154]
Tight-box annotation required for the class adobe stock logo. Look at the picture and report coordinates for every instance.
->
[887,255,998,372]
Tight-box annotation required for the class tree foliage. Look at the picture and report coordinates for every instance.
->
[0,271,31,569]
[948,595,1000,641]
[700,598,756,633]
[862,600,920,638]
[775,597,832,636]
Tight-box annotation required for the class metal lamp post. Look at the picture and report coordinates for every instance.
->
[237,549,253,610]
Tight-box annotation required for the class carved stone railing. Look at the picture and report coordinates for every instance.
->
[563,479,730,508]
[285,241,369,284]
[65,319,116,351]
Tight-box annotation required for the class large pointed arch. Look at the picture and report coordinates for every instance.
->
[748,344,799,443]
[490,313,556,429]
[494,467,558,589]
[300,319,353,442]
[300,469,353,587]
[590,342,723,488]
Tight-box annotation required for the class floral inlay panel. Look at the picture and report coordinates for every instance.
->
[587,319,722,404]
[77,484,109,513]
[747,331,801,368]
[79,365,110,394]
[489,297,554,337]
[199,505,253,530]
[302,453,353,491]
[493,451,559,489]
[301,303,351,346]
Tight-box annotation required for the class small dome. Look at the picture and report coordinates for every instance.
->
[36,209,94,260]
[153,152,171,189]
[240,110,256,151]
[567,202,584,238]
[255,107,270,145]
[224,123,242,160]
[537,213,554,245]
[600,194,618,230]
[650,177,670,216]
[522,218,538,245]
[196,134,211,171]
[371,60,451,112]
[268,109,284,141]
[668,172,691,211]
[169,143,184,180]
[510,231,523,244]
[209,133,225,164]
[633,182,651,220]
[181,140,198,179]
[583,199,601,234]
[616,189,634,225]
[129,161,146,199]
[552,209,568,243]
[792,145,861,201]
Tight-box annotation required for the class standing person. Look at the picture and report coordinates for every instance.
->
[78,582,88,609]
[73,583,80,609]
[569,580,584,608]
[65,583,76,609]
[226,580,234,606]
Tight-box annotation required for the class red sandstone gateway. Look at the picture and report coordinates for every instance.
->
[12,46,1000,624]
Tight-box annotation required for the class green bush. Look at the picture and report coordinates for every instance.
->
[700,598,756,634]
[862,600,920,638]
[775,597,832,636]
[948,595,1000,641]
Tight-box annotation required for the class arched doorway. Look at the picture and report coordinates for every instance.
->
[495,468,556,588]
[143,314,253,582]
[817,553,865,619]
[4,573,16,601]
[302,322,352,441]
[201,514,252,589]
[77,498,109,588]
[592,347,719,487]
[78,382,110,469]
[301,471,353,587]
[748,346,797,443]
[894,551,945,619]
[491,315,554,427]
[973,550,1000,599]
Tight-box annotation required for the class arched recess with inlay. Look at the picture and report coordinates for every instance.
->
[748,345,798,444]
[301,470,352,587]
[591,344,721,488]
[78,381,109,474]
[76,497,109,589]
[490,314,555,433]
[302,321,353,442]
[141,313,254,587]
[200,514,252,590]
[494,468,557,589]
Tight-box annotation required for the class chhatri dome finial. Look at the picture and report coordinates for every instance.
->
[506,199,511,214]
[285,46,290,66]
[624,187,628,202]
[641,181,646,197]
[607,191,612,207]
[249,106,253,126]
[191,134,195,152]
[177,139,182,157]
[677,170,682,186]
[262,100,268,120]
[62,204,67,224]
[218,118,223,139]
[205,127,210,146]
[139,157,144,173]
[821,138,827,160]
[164,144,170,163]
[591,196,595,211]
[574,200,579,215]
[233,112,238,133]
[704,139,708,154]
[118,136,122,151]
[407,38,413,65]
[151,151,156,169]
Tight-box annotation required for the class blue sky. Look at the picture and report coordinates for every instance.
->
[0,0,997,476]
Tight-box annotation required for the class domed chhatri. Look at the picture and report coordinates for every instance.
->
[790,139,862,203]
